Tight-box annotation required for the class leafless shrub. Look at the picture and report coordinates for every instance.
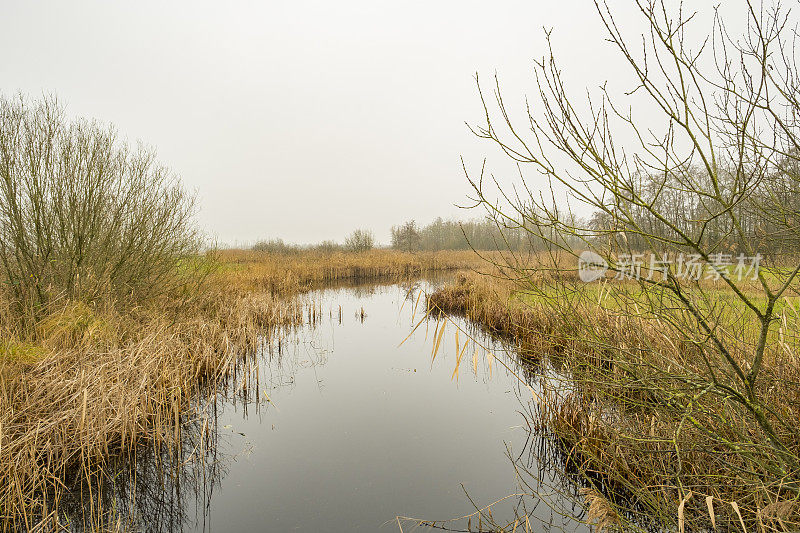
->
[312,240,344,254]
[250,238,301,254]
[344,228,375,252]
[0,94,202,324]
[391,220,421,251]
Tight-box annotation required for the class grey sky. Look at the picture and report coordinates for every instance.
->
[3,1,645,245]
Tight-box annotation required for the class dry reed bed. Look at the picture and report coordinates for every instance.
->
[0,290,299,531]
[217,249,484,293]
[0,250,481,531]
[428,272,800,531]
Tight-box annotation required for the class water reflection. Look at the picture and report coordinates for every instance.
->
[56,399,226,532]
[56,279,589,532]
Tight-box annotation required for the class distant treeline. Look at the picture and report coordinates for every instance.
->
[250,217,557,253]
[390,218,549,252]
[250,229,374,254]
[251,238,343,254]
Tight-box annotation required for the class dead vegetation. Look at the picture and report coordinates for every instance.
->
[217,248,483,293]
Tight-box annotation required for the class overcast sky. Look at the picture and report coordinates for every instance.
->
[2,1,651,245]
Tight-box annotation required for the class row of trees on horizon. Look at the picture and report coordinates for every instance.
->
[251,172,800,258]
[249,216,556,253]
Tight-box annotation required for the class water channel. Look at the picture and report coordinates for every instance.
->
[63,279,588,532]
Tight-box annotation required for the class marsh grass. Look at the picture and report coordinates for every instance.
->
[0,249,482,531]
[217,249,483,290]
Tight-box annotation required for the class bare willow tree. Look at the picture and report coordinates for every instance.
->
[344,228,375,252]
[467,0,800,529]
[0,95,201,325]
[390,220,422,251]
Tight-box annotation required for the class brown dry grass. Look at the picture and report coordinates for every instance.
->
[0,249,482,531]
[216,249,484,292]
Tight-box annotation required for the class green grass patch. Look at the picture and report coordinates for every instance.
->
[0,340,47,364]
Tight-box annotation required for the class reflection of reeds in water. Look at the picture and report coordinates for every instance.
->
[0,291,311,531]
[399,285,586,532]
[53,399,227,532]
[46,295,337,532]
[47,283,439,531]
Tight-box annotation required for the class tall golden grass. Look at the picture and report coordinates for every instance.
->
[0,249,483,530]
[216,249,483,292]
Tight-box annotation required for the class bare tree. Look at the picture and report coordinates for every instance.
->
[344,228,374,252]
[467,0,800,529]
[390,220,421,251]
[0,94,202,324]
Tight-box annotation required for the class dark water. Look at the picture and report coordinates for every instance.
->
[63,280,587,532]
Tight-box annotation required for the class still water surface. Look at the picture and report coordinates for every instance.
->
[70,280,587,531]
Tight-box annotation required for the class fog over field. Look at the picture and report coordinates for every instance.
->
[0,1,650,245]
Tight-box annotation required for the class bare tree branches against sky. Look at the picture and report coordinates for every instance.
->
[2,1,698,245]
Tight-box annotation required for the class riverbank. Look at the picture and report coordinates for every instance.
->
[0,249,484,530]
[428,271,800,531]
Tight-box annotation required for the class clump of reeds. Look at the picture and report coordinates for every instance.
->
[0,288,289,529]
[218,248,487,294]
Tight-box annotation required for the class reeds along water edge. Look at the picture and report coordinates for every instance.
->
[0,249,486,531]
